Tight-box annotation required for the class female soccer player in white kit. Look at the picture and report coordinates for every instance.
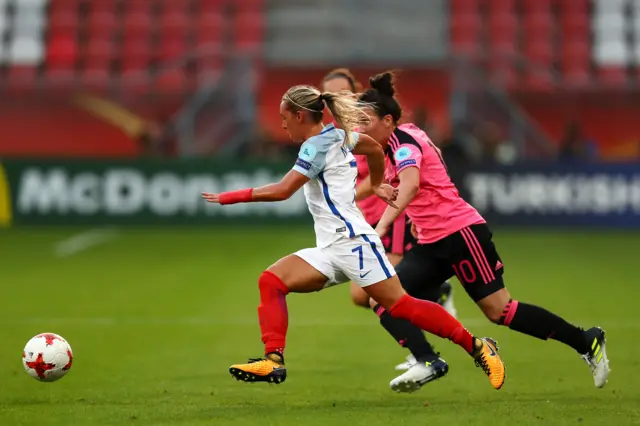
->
[321,68,456,389]
[202,85,506,391]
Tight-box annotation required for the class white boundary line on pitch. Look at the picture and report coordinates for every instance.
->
[1,317,634,329]
[53,228,119,258]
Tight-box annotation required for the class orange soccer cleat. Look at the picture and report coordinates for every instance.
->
[473,337,506,390]
[229,355,287,384]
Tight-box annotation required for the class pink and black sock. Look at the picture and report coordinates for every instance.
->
[499,299,588,354]
[373,304,439,363]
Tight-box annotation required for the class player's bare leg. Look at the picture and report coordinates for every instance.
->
[477,288,609,388]
[229,255,327,385]
[364,275,506,390]
[350,282,371,307]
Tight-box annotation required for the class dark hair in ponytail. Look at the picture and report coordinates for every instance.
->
[358,71,402,123]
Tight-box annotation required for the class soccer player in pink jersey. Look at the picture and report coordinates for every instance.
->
[203,84,506,391]
[322,70,457,389]
[357,71,610,389]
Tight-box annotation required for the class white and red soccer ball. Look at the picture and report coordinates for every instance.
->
[22,333,73,382]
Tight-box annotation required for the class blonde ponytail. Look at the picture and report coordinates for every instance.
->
[321,91,370,149]
[282,85,370,149]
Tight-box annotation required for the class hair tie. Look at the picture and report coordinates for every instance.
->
[319,93,325,101]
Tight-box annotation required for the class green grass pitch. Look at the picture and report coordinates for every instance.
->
[0,226,639,425]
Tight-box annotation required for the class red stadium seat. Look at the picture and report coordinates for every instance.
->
[240,0,263,14]
[561,42,591,86]
[450,14,482,55]
[154,68,187,93]
[560,14,590,44]
[158,14,190,42]
[523,42,554,90]
[46,35,77,71]
[48,0,79,14]
[161,0,192,14]
[450,0,479,14]
[560,0,589,15]
[521,0,552,14]
[156,40,185,63]
[87,13,119,41]
[198,0,227,12]
[6,66,38,88]
[522,13,554,41]
[196,13,224,48]
[83,40,113,68]
[489,28,519,89]
[81,63,111,91]
[487,0,516,13]
[488,13,518,45]
[47,13,78,38]
[122,13,152,39]
[598,66,628,86]
[234,12,262,51]
[525,42,554,66]
[123,1,152,14]
[88,0,117,15]
[121,42,151,72]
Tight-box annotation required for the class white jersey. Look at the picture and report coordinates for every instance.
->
[292,124,377,248]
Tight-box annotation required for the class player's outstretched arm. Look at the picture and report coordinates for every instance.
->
[251,171,309,201]
[202,171,309,205]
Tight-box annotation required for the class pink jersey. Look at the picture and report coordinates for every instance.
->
[385,123,485,244]
[355,154,387,225]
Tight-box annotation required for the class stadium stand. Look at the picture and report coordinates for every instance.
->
[0,0,264,94]
[449,0,639,89]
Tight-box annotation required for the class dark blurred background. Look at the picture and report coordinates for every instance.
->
[0,0,639,228]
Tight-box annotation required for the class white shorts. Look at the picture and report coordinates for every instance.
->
[294,234,396,288]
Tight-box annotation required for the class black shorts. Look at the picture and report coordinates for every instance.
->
[375,212,416,255]
[395,224,505,302]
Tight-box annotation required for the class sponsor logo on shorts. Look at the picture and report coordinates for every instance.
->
[336,226,346,233]
[295,158,312,170]
[359,270,371,279]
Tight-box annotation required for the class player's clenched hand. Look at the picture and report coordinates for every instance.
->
[202,192,221,203]
[373,183,399,208]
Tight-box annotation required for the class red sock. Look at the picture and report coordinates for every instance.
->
[389,294,475,354]
[257,271,289,356]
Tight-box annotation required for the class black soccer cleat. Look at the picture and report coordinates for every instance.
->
[581,327,610,388]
